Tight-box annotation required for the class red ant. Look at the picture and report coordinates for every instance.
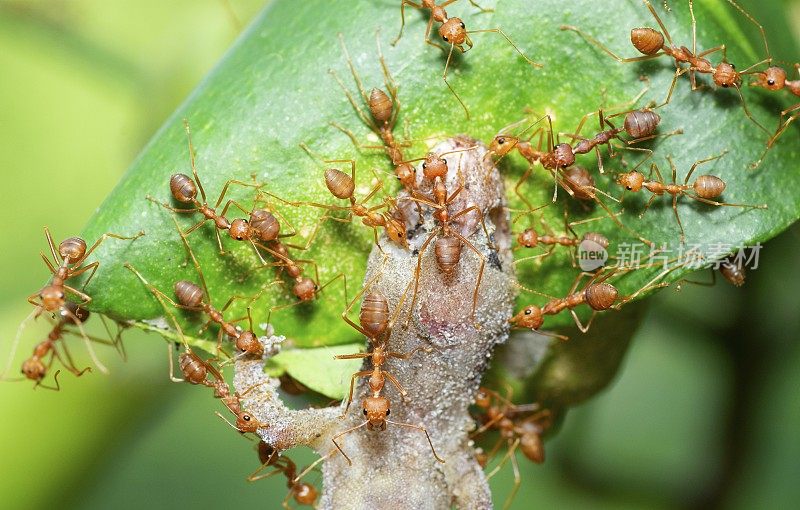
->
[488,116,653,247]
[266,156,408,249]
[2,303,116,390]
[331,268,443,465]
[471,386,551,510]
[616,151,767,243]
[514,209,610,270]
[510,271,621,338]
[148,120,301,267]
[561,0,770,133]
[330,32,412,168]
[124,263,268,433]
[27,226,142,372]
[248,441,318,508]
[393,0,542,118]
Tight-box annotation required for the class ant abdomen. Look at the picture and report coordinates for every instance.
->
[61,302,90,323]
[584,283,618,311]
[292,483,318,505]
[693,175,726,199]
[630,27,664,55]
[582,232,610,249]
[324,168,355,200]
[175,280,204,308]
[179,352,208,384]
[250,209,280,241]
[562,166,596,200]
[624,109,661,139]
[434,236,462,273]
[59,237,87,263]
[368,88,393,123]
[520,431,545,464]
[169,173,198,202]
[720,257,746,287]
[360,292,390,338]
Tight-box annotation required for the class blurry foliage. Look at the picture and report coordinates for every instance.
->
[0,1,798,509]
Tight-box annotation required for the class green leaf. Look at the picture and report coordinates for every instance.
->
[75,0,799,389]
[264,343,365,400]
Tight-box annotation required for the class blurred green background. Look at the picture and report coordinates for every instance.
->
[0,1,798,509]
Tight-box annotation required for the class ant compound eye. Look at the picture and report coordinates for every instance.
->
[363,409,368,415]
[442,36,449,42]
[460,22,465,28]
[731,63,736,69]
[422,162,427,168]
[498,137,505,144]
[524,309,532,315]
[243,414,251,421]
[627,186,633,191]
[386,409,390,415]
[768,80,775,85]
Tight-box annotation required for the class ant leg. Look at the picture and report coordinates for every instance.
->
[43,227,60,264]
[504,441,523,510]
[392,0,422,46]
[53,341,91,377]
[219,199,253,219]
[386,419,445,463]
[570,309,597,334]
[654,67,686,109]
[734,85,770,135]
[560,25,664,63]
[684,194,768,210]
[382,371,409,400]
[75,230,144,267]
[173,216,210,298]
[442,43,470,119]
[332,421,368,466]
[146,195,200,214]
[182,119,207,203]
[60,303,108,374]
[468,28,543,68]
[36,370,62,391]
[683,151,728,184]
[644,0,676,47]
[451,231,486,330]
[725,0,771,62]
[405,229,440,328]
[68,261,99,290]
[124,263,193,348]
[3,309,38,379]
[513,245,557,267]
[40,253,57,275]
[329,69,378,134]
[334,369,371,417]
[466,0,494,13]
[214,179,262,209]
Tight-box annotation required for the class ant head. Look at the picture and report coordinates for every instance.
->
[617,171,644,192]
[395,162,416,187]
[553,143,576,168]
[422,153,448,180]
[439,18,470,48]
[21,357,46,381]
[489,135,520,158]
[174,280,204,308]
[368,88,393,124]
[509,305,544,330]
[293,277,317,302]
[713,62,739,88]
[630,27,664,56]
[585,282,618,310]
[236,331,263,357]
[228,218,251,241]
[60,302,90,324]
[169,173,198,202]
[58,237,87,264]
[363,395,390,429]
[384,216,409,248]
[474,388,492,408]
[752,66,786,90]
[475,448,489,467]
[293,483,318,505]
[517,228,539,248]
[249,209,280,242]
[236,412,264,433]
[324,168,355,200]
[39,285,65,312]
